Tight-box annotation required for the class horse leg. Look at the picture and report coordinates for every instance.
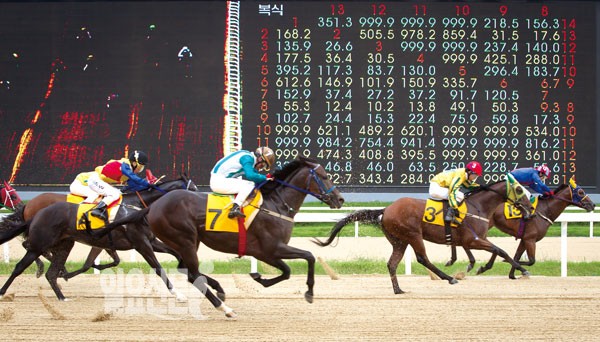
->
[386,240,408,295]
[93,249,121,270]
[463,247,477,272]
[34,258,45,278]
[44,241,74,301]
[469,239,530,278]
[151,239,226,301]
[475,248,498,275]
[175,247,235,318]
[131,237,188,303]
[509,240,535,279]
[250,244,315,303]
[23,239,45,278]
[62,247,111,280]
[0,250,43,298]
[410,240,458,285]
[445,245,458,267]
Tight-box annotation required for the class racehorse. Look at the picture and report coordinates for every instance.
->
[313,180,533,294]
[446,177,595,278]
[145,157,344,317]
[0,201,189,303]
[0,176,198,279]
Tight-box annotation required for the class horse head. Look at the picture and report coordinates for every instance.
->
[265,157,344,209]
[467,177,533,218]
[560,177,595,212]
[0,180,22,210]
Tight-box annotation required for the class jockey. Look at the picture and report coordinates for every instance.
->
[510,164,553,202]
[69,150,150,220]
[429,161,483,225]
[210,147,275,219]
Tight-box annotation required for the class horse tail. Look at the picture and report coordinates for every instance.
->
[0,204,28,244]
[312,209,384,247]
[94,207,151,238]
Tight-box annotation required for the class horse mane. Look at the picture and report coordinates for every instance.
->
[553,183,568,193]
[259,156,318,195]
[464,180,504,198]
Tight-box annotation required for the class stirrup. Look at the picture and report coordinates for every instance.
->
[228,205,246,219]
[91,209,108,221]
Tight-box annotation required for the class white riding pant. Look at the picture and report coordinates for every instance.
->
[523,187,533,201]
[210,173,255,206]
[70,172,121,206]
[429,182,465,203]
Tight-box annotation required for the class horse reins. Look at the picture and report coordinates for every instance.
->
[253,163,336,221]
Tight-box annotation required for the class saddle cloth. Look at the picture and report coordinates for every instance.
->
[205,192,263,233]
[504,196,539,219]
[70,194,123,230]
[422,199,467,228]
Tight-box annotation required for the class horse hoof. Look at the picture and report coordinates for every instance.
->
[218,304,236,319]
[449,278,459,285]
[476,267,485,275]
[304,292,313,304]
[217,292,226,302]
[249,272,261,280]
[444,260,454,267]
[521,271,531,279]
[466,264,474,273]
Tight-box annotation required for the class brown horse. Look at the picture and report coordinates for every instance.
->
[0,202,189,303]
[145,157,344,317]
[0,176,198,278]
[313,180,533,294]
[447,177,595,278]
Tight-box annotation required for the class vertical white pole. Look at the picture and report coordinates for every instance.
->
[561,221,567,277]
[250,256,258,273]
[94,256,100,274]
[3,243,9,263]
[404,245,412,275]
[354,221,359,238]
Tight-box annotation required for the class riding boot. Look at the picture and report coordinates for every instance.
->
[444,208,460,225]
[228,203,246,219]
[91,201,108,221]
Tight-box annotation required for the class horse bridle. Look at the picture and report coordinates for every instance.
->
[548,184,591,208]
[0,185,19,210]
[268,164,337,203]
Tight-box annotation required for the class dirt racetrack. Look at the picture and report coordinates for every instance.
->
[0,273,599,341]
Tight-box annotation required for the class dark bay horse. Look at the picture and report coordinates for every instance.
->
[313,180,533,294]
[0,176,197,278]
[145,157,344,317]
[447,177,595,278]
[0,202,189,303]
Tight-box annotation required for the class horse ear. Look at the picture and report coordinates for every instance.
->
[569,176,577,188]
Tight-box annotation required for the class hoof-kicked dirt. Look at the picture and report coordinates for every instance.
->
[0,273,599,341]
